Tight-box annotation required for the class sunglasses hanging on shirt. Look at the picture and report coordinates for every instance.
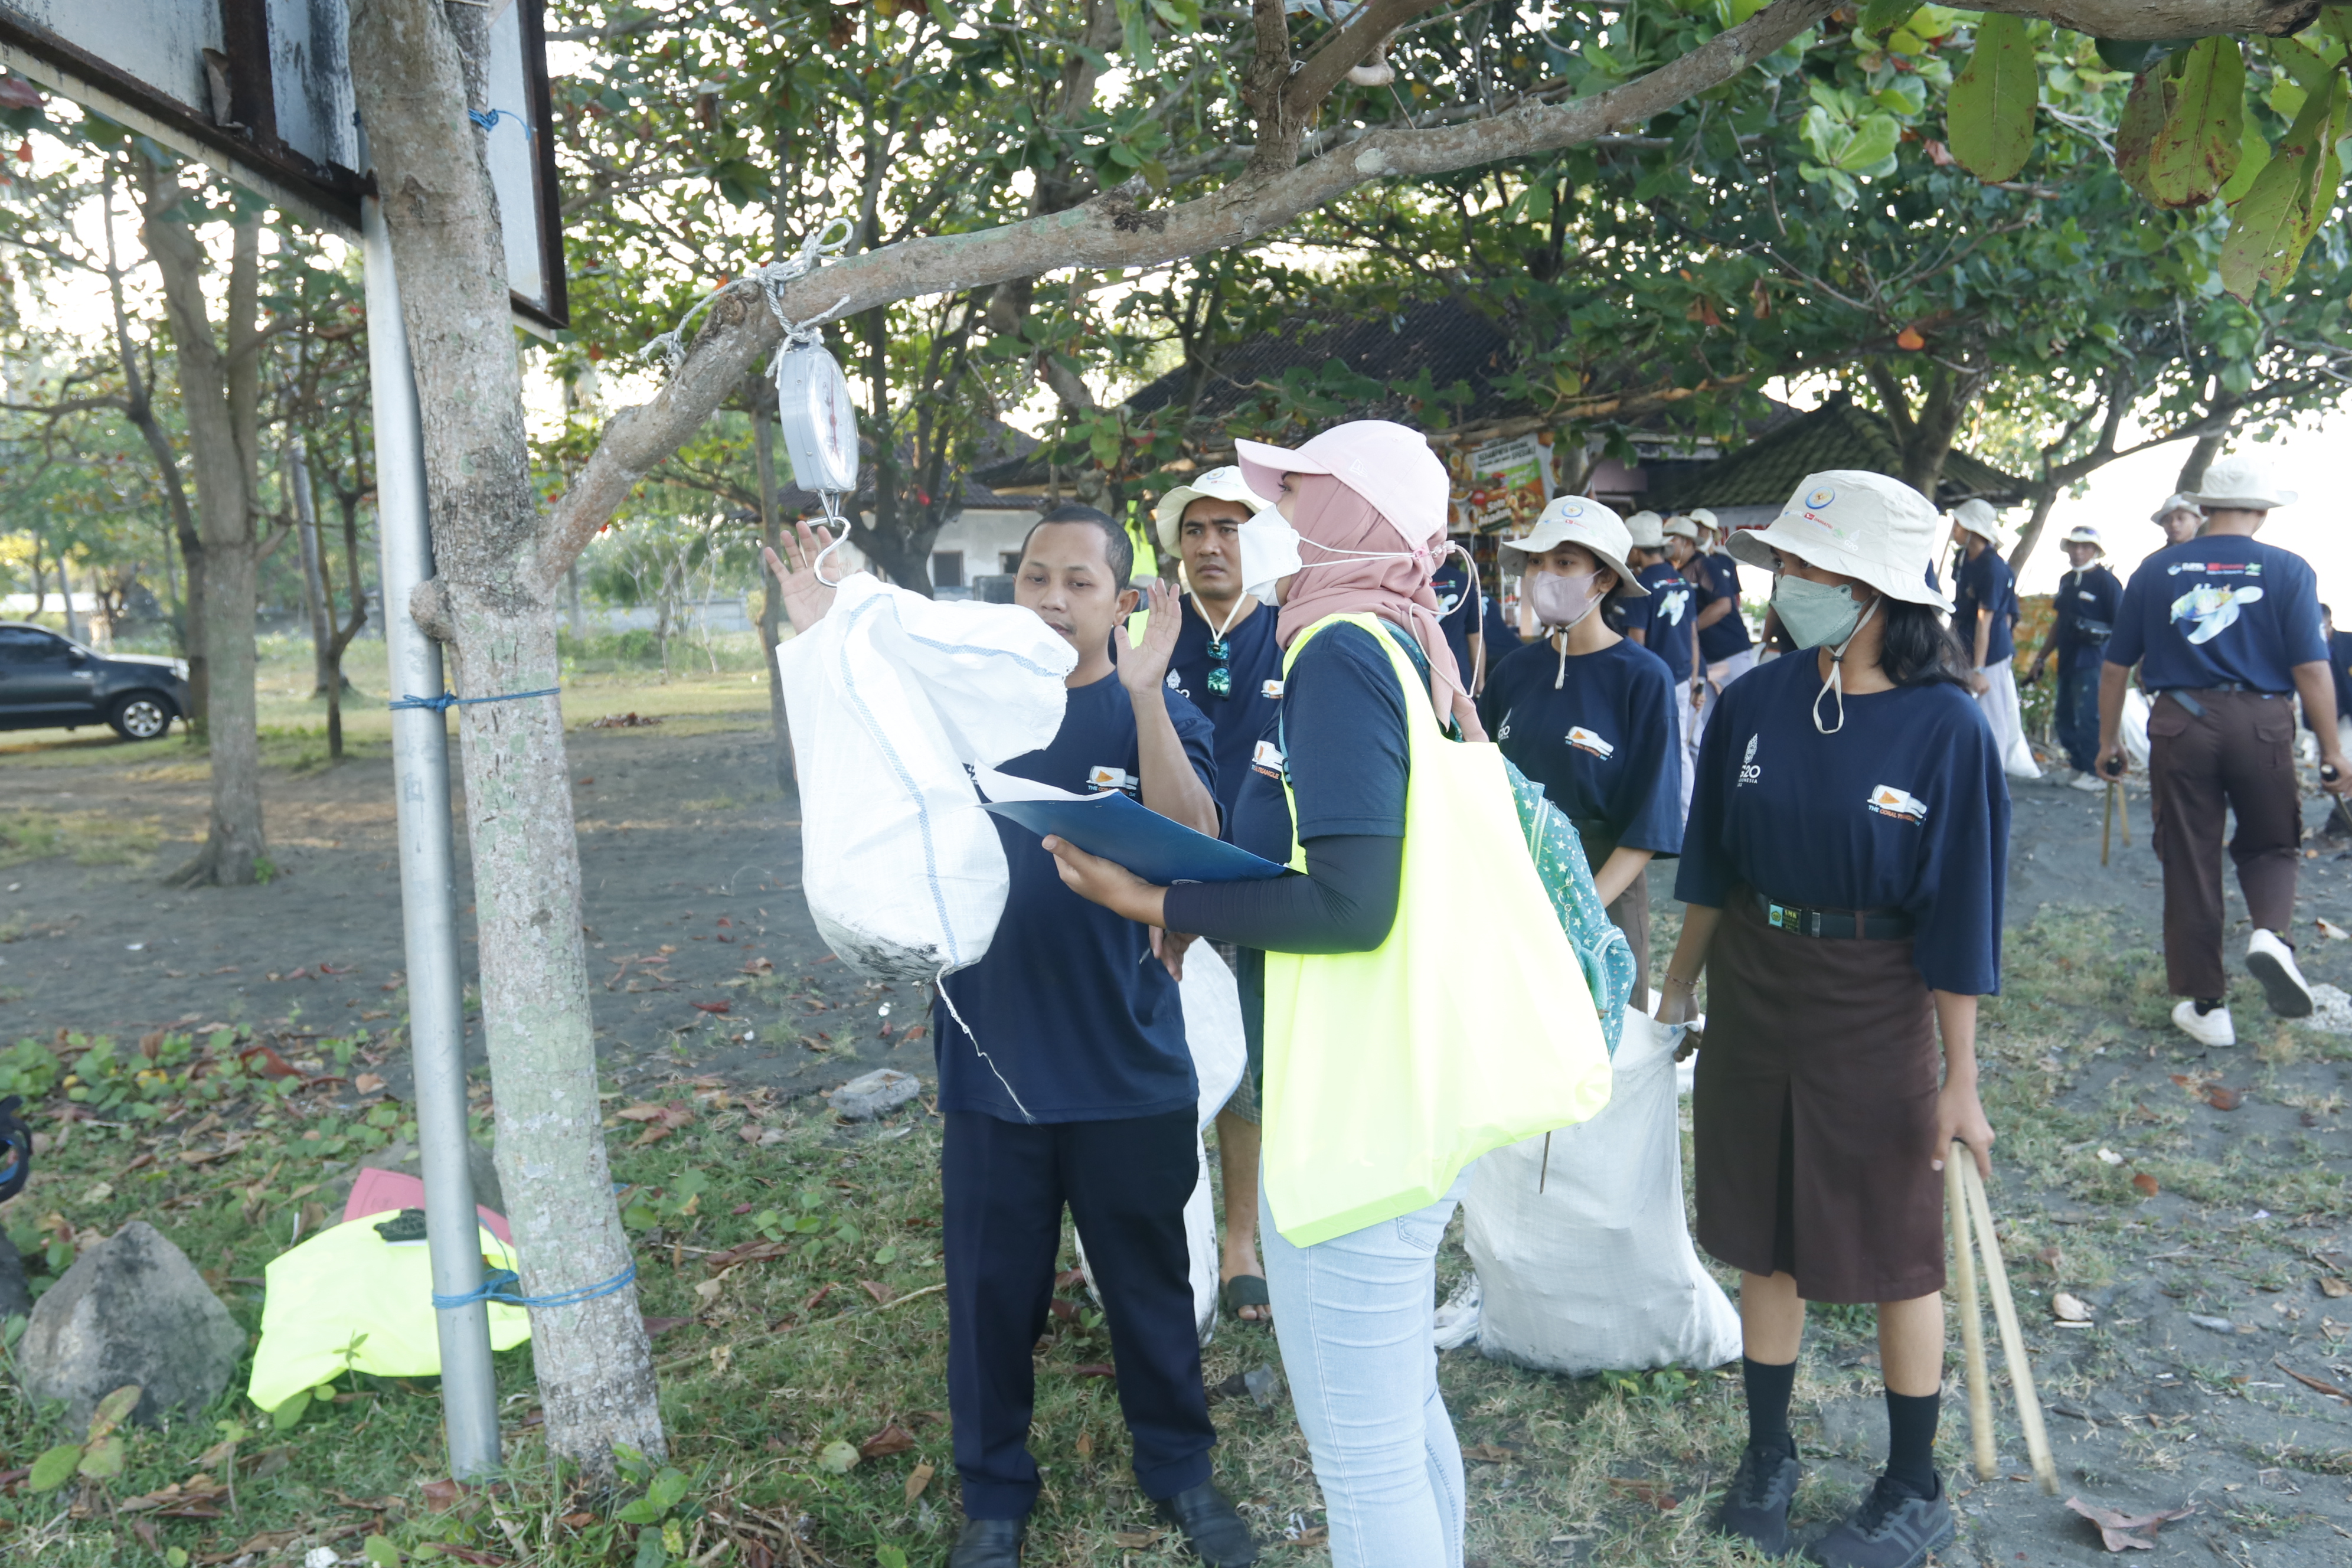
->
[1205,638,1232,698]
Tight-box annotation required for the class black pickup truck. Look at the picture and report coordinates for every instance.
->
[0,621,190,740]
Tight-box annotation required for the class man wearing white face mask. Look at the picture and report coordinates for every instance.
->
[1660,470,2007,1568]
[1153,466,1295,1325]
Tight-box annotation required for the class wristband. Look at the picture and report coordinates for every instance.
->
[1664,975,1700,992]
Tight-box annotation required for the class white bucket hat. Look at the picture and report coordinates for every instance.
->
[1234,420,1449,549]
[2186,454,2295,512]
[1949,498,2004,541]
[2060,524,2104,552]
[1502,495,1649,597]
[1663,514,1703,543]
[1152,465,1270,552]
[1727,470,1953,611]
[1687,507,1720,540]
[2150,491,2200,523]
[1623,509,1666,550]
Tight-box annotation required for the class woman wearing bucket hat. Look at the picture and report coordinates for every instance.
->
[2026,526,2121,789]
[1948,500,2039,781]
[1623,512,1703,822]
[1042,420,1613,1568]
[1657,470,2009,1568]
[1152,465,1295,1325]
[1478,496,1678,997]
[2096,453,2352,1048]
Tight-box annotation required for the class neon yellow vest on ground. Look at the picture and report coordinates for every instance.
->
[1262,613,1613,1247]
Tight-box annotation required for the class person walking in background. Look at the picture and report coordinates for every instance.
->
[1684,507,1755,772]
[1481,496,1679,998]
[1662,515,1715,828]
[1429,541,1482,691]
[1660,470,2007,1568]
[2152,492,2203,548]
[2026,525,2121,792]
[1624,511,1701,822]
[1949,500,2040,781]
[2309,606,2352,839]
[1152,466,1289,1328]
[2097,455,2352,1050]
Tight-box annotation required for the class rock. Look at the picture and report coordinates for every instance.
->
[826,1069,921,1122]
[0,1227,30,1321]
[19,1221,245,1427]
[319,1136,504,1215]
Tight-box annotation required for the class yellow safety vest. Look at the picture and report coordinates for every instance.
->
[1262,613,1613,1246]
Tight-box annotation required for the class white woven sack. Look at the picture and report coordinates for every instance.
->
[1465,1006,1741,1376]
[777,573,1074,982]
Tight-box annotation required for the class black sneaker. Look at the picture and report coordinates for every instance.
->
[1808,1474,1955,1568]
[1716,1440,1801,1557]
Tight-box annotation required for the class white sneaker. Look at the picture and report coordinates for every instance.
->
[2246,928,2315,1018]
[2173,999,2237,1046]
[2069,772,2106,793]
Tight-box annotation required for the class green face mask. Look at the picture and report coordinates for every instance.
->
[1771,574,1882,734]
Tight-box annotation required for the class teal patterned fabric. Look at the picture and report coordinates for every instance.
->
[1501,756,1638,1056]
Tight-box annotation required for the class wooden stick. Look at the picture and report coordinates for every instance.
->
[1946,1152,1996,1481]
[2119,781,2131,847]
[1960,1159,2059,1495]
[2101,782,2114,866]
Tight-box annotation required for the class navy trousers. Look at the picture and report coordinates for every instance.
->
[2054,651,2102,773]
[943,1108,1214,1519]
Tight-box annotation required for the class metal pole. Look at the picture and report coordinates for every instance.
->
[362,194,502,1480]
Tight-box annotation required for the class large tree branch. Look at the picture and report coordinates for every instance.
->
[535,0,1841,591]
[1282,0,1446,122]
[1975,0,2318,34]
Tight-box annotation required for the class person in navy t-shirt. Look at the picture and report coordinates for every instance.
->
[1479,496,1679,996]
[1430,553,1481,687]
[1660,469,2006,1566]
[1152,465,1285,1328]
[1623,510,1701,820]
[2098,455,2352,1051]
[2026,525,2121,786]
[1949,500,2039,780]
[766,507,1256,1567]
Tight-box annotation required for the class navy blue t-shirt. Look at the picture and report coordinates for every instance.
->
[1626,561,1698,684]
[1675,651,2010,995]
[1696,551,1753,663]
[934,673,1219,1123]
[1167,594,1283,830]
[1952,546,2020,665]
[1431,558,1479,683]
[2105,537,2327,695]
[1479,636,1683,854]
[1482,592,1524,671]
[2050,564,2122,665]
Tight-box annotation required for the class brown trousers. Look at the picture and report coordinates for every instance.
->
[2147,690,2301,999]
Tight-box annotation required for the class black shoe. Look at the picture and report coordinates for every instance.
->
[948,1516,1027,1568]
[1807,1474,1955,1568]
[1716,1440,1801,1557]
[1152,1481,1259,1566]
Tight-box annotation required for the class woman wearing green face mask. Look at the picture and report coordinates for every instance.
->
[1657,471,2011,1568]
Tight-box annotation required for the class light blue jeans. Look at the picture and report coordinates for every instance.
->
[1260,1173,1470,1568]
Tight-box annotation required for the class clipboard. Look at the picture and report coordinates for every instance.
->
[976,769,1288,885]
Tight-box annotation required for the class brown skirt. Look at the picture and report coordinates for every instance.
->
[1575,824,1651,1004]
[1693,893,1943,1305]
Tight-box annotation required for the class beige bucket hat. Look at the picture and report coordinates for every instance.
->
[1727,470,1953,611]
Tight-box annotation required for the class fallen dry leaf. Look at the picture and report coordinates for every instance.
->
[859,1423,917,1460]
[860,1279,897,1306]
[421,1478,466,1512]
[2132,1172,2160,1197]
[2318,917,2350,941]
[692,1000,731,1015]
[2201,1084,2243,1112]
[904,1460,934,1505]
[1076,1430,1095,1458]
[2053,1292,2093,1324]
[2273,1356,2351,1400]
[1070,1363,1116,1378]
[354,1073,387,1094]
[2064,1495,2195,1551]
[2321,1276,2351,1299]
[1606,1476,1680,1510]
[633,1125,674,1147]
[740,956,774,974]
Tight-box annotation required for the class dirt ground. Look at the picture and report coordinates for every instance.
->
[5,721,2352,1566]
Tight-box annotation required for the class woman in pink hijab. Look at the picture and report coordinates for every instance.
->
[1047,420,1485,1568]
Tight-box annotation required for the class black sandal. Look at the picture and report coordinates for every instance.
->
[1220,1274,1271,1322]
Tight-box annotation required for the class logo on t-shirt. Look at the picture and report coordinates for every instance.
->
[1262,680,1285,699]
[1566,726,1615,759]
[1656,586,1690,625]
[2168,583,2265,645]
[1737,733,1761,788]
[1867,784,1929,824]
[1251,740,1286,779]
[1087,765,1139,797]
[1165,671,1190,700]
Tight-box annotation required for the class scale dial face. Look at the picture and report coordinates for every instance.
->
[775,341,859,495]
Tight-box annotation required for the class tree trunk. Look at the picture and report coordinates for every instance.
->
[566,558,584,642]
[2004,485,2060,576]
[750,401,794,795]
[2175,431,2226,494]
[351,0,661,1476]
[59,558,83,643]
[140,151,266,886]
[292,436,338,696]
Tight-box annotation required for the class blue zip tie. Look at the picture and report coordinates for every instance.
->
[433,1259,635,1311]
[388,687,561,714]
[468,107,535,138]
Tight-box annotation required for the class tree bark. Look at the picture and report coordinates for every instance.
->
[750,398,793,795]
[2175,430,2227,493]
[139,151,266,886]
[351,0,661,1476]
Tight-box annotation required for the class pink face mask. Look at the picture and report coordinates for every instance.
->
[1527,569,1602,629]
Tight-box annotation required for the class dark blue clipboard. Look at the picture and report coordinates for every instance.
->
[980,789,1288,885]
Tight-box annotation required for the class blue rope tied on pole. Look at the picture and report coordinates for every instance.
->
[467,107,535,138]
[388,687,561,714]
[433,1259,635,1312]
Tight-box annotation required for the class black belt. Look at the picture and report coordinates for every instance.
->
[1753,893,1915,940]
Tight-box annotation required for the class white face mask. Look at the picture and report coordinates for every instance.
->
[1239,512,1305,606]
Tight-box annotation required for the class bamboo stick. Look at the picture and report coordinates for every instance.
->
[1946,1151,1996,1481]
[1961,1159,2059,1495]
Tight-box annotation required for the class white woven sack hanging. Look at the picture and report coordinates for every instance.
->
[1464,1006,1742,1376]
[777,573,1074,982]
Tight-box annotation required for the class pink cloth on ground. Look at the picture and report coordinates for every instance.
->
[342,1167,512,1244]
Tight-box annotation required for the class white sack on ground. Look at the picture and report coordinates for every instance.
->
[1977,662,2041,780]
[1076,944,1247,1346]
[776,573,1074,982]
[1464,1007,1741,1376]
